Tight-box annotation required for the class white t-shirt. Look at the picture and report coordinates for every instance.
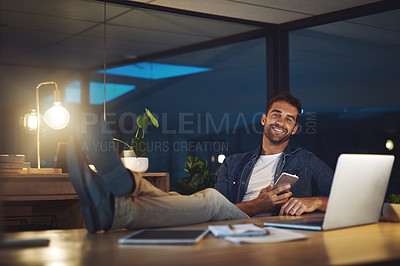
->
[241,153,282,202]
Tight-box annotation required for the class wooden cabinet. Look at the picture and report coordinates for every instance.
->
[0,172,169,231]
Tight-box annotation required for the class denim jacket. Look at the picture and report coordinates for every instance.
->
[214,145,334,204]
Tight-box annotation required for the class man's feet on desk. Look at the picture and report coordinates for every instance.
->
[67,136,114,233]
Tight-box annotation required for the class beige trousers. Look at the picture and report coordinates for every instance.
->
[112,172,248,230]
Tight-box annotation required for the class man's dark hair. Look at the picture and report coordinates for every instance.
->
[265,93,302,122]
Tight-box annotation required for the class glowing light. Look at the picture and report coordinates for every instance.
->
[89,164,97,172]
[44,102,70,130]
[385,139,394,151]
[218,154,226,164]
[27,115,38,130]
[22,109,41,133]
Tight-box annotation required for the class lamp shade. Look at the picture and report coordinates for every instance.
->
[44,102,70,130]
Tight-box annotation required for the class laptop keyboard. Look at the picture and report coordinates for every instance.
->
[278,218,323,226]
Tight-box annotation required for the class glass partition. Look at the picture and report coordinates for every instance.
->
[289,9,400,194]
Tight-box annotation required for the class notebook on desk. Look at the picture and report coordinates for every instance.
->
[264,154,395,231]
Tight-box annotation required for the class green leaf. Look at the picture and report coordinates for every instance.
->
[190,173,203,186]
[146,108,159,128]
[191,160,203,169]
[137,115,144,128]
[142,115,151,130]
[387,194,400,204]
[191,173,208,187]
[184,161,191,172]
[131,137,147,157]
[174,155,214,195]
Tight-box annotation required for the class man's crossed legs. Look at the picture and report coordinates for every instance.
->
[67,124,248,233]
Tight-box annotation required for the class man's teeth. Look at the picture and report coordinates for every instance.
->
[273,126,284,133]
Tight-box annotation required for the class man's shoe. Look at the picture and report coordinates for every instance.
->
[79,119,135,196]
[67,136,114,233]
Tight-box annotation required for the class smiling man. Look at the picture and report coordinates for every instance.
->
[214,93,334,217]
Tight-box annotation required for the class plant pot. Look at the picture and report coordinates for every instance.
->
[382,203,400,222]
[122,150,136,157]
[121,150,148,173]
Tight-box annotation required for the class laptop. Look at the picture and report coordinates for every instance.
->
[263,154,395,231]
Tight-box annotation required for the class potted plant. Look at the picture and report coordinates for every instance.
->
[382,193,400,222]
[174,156,216,195]
[113,108,159,172]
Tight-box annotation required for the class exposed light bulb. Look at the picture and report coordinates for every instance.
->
[44,102,70,129]
[22,109,40,133]
[27,115,38,130]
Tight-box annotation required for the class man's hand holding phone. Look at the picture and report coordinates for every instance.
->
[253,184,293,213]
[234,173,298,216]
[274,173,299,195]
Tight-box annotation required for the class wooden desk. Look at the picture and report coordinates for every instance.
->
[1,215,400,265]
[0,172,169,230]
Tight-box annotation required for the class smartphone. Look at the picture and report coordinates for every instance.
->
[274,172,299,195]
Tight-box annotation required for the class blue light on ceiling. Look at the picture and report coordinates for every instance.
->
[90,82,136,105]
[98,62,212,80]
[63,80,136,105]
[62,62,208,105]
[65,80,81,103]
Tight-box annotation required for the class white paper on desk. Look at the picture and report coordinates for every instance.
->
[208,223,267,238]
[224,227,307,244]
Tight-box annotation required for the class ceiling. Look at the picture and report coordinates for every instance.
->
[0,0,389,70]
[132,0,381,24]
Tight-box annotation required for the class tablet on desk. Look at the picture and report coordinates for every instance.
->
[118,229,209,245]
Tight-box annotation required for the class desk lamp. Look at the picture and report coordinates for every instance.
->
[33,81,70,169]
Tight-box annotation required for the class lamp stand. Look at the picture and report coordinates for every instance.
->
[35,81,59,169]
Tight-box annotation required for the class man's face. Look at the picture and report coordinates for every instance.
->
[262,101,299,145]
